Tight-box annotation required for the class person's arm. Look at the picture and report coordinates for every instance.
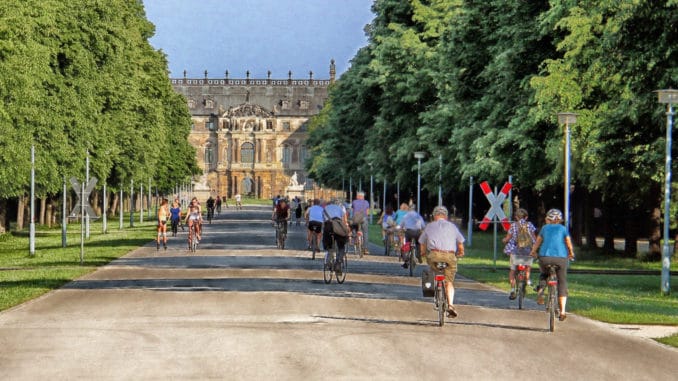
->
[530,235,543,258]
[565,236,575,259]
[456,242,465,257]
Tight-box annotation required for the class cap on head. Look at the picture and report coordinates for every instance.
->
[432,206,448,217]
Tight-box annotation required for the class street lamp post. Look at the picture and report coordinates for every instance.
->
[656,89,678,295]
[414,152,426,215]
[557,112,577,231]
[369,163,374,225]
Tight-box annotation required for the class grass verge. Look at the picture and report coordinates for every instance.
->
[0,221,156,311]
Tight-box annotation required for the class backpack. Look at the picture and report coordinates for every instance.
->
[516,222,533,249]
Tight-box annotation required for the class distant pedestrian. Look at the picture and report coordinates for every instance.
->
[169,200,182,237]
[157,198,170,250]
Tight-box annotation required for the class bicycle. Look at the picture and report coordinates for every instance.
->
[323,237,347,284]
[383,229,394,256]
[349,224,363,258]
[187,221,199,253]
[544,264,560,332]
[433,262,449,327]
[275,220,287,250]
[403,238,418,277]
[206,207,214,224]
[515,264,529,310]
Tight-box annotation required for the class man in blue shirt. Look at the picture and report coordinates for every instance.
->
[323,199,348,274]
[400,206,426,267]
[305,199,324,250]
[351,192,370,255]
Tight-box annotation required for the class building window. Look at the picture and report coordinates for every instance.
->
[281,100,290,110]
[300,146,307,163]
[281,145,291,163]
[205,99,214,108]
[207,121,215,131]
[299,100,309,110]
[266,120,273,130]
[282,121,291,132]
[188,99,195,108]
[241,142,254,164]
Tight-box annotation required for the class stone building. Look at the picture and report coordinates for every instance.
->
[171,61,337,200]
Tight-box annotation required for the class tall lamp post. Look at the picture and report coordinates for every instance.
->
[656,89,678,295]
[414,151,426,215]
[557,112,577,231]
[369,162,374,225]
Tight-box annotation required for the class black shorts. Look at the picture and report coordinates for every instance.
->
[308,221,322,233]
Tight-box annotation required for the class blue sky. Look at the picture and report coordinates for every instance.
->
[143,0,375,80]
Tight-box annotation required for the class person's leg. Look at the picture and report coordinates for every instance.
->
[554,257,569,318]
[322,223,333,251]
[444,256,458,317]
[156,225,161,249]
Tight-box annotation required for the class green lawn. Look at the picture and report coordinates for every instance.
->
[0,221,156,311]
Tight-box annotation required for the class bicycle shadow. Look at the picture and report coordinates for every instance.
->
[313,314,545,332]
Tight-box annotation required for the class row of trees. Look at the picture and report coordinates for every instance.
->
[306,0,677,257]
[0,0,199,231]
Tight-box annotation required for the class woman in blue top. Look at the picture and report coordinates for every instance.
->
[530,209,575,321]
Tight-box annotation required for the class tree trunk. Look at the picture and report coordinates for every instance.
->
[0,198,7,234]
[92,191,101,216]
[110,192,119,216]
[602,201,615,253]
[17,195,26,231]
[46,198,54,228]
[39,197,47,225]
[623,209,640,257]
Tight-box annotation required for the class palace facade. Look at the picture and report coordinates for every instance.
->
[171,61,336,199]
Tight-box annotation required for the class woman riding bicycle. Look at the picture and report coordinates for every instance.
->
[184,199,202,242]
[530,208,575,321]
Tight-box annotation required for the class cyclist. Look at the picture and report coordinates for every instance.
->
[215,195,222,214]
[323,199,348,275]
[169,199,182,237]
[184,198,202,241]
[502,208,537,299]
[400,205,426,268]
[156,198,170,250]
[530,208,574,321]
[235,193,242,210]
[305,198,324,250]
[351,192,370,255]
[379,205,395,255]
[419,206,465,318]
[206,196,215,220]
[272,198,291,237]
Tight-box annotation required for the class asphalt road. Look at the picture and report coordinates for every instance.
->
[0,206,676,380]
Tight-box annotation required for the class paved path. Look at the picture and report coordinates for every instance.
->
[0,206,676,380]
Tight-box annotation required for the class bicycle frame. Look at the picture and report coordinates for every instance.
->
[545,265,560,332]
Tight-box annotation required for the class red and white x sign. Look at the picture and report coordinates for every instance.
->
[478,181,512,231]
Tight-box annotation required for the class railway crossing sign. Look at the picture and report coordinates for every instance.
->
[69,177,99,219]
[479,181,512,231]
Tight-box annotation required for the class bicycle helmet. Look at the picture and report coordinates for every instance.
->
[545,208,563,222]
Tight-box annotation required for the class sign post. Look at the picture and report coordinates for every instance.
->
[478,181,512,270]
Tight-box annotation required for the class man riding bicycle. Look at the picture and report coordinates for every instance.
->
[323,199,348,275]
[305,198,324,250]
[272,198,291,236]
[351,192,370,255]
[400,205,426,268]
[206,196,215,220]
[420,206,465,318]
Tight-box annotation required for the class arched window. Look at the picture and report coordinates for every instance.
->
[241,142,254,164]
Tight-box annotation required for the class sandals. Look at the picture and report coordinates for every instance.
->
[559,314,567,321]
[446,306,458,318]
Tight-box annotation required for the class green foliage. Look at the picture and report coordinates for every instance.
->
[0,0,196,202]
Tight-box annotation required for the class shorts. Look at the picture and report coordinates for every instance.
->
[509,255,533,270]
[158,220,167,227]
[426,250,458,284]
[308,221,322,233]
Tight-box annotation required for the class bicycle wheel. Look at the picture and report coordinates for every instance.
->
[517,279,525,310]
[311,235,317,260]
[357,235,363,259]
[323,252,333,284]
[437,282,446,327]
[548,285,556,332]
[336,254,347,284]
[384,234,391,256]
[408,248,415,277]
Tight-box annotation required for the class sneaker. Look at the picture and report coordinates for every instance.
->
[509,291,517,300]
[164,243,167,250]
[559,314,567,321]
[334,263,342,275]
[156,242,160,250]
[447,306,458,318]
[402,262,409,269]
